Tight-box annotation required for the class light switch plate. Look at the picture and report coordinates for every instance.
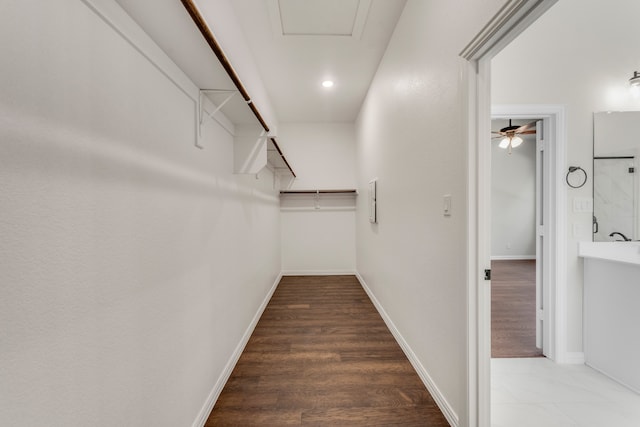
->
[443,194,452,216]
[573,197,593,213]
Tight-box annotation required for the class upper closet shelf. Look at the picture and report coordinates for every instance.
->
[279,189,358,211]
[280,189,358,195]
[115,0,296,181]
[180,0,296,179]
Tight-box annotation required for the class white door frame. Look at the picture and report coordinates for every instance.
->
[460,1,561,425]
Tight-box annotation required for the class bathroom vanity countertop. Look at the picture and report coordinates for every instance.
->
[579,242,640,266]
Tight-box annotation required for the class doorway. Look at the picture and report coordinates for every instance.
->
[460,2,564,424]
[486,106,565,427]
[490,117,542,359]
[488,106,564,365]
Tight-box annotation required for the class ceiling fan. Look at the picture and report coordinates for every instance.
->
[492,119,537,154]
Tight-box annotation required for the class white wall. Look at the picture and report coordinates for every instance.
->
[278,123,357,274]
[280,203,356,274]
[0,2,280,426]
[491,120,537,258]
[278,123,356,190]
[355,1,506,425]
[492,0,640,354]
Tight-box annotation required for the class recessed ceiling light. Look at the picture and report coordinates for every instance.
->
[322,80,334,88]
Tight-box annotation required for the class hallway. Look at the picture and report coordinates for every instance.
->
[207,276,449,426]
[4,1,590,425]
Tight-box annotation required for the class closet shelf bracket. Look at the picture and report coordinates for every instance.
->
[197,89,240,147]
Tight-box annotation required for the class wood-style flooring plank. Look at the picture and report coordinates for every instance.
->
[205,275,449,426]
[491,260,543,358]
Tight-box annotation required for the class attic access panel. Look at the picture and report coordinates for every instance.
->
[270,0,371,38]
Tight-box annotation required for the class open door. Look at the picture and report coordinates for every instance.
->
[535,120,544,351]
[535,118,552,356]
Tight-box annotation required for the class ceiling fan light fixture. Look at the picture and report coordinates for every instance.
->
[510,136,524,148]
[499,137,510,149]
[630,71,640,87]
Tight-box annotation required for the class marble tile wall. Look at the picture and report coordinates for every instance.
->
[593,158,635,241]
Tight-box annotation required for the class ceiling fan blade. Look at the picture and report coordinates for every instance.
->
[515,120,538,134]
[518,130,536,135]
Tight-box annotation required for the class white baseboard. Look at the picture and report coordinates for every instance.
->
[191,273,282,427]
[281,269,356,276]
[491,255,536,260]
[585,362,640,394]
[355,273,459,427]
[560,352,585,364]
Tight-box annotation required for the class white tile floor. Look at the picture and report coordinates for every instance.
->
[491,358,640,427]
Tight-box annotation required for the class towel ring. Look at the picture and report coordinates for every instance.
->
[566,166,587,189]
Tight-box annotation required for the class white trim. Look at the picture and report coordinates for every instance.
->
[564,352,585,365]
[585,363,640,394]
[460,0,553,60]
[462,55,494,427]
[191,273,282,427]
[281,270,356,276]
[462,52,485,427]
[491,255,536,260]
[355,273,459,427]
[476,57,494,427]
[462,2,560,425]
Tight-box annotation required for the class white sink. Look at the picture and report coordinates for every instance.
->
[579,241,640,265]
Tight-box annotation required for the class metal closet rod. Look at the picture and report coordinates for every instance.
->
[594,156,635,159]
[270,138,296,178]
[280,190,358,194]
[180,0,296,177]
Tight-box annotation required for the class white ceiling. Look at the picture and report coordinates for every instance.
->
[115,0,406,125]
[276,0,363,36]
[229,0,407,123]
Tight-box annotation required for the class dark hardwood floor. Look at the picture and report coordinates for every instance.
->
[206,275,450,426]
[491,260,543,358]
